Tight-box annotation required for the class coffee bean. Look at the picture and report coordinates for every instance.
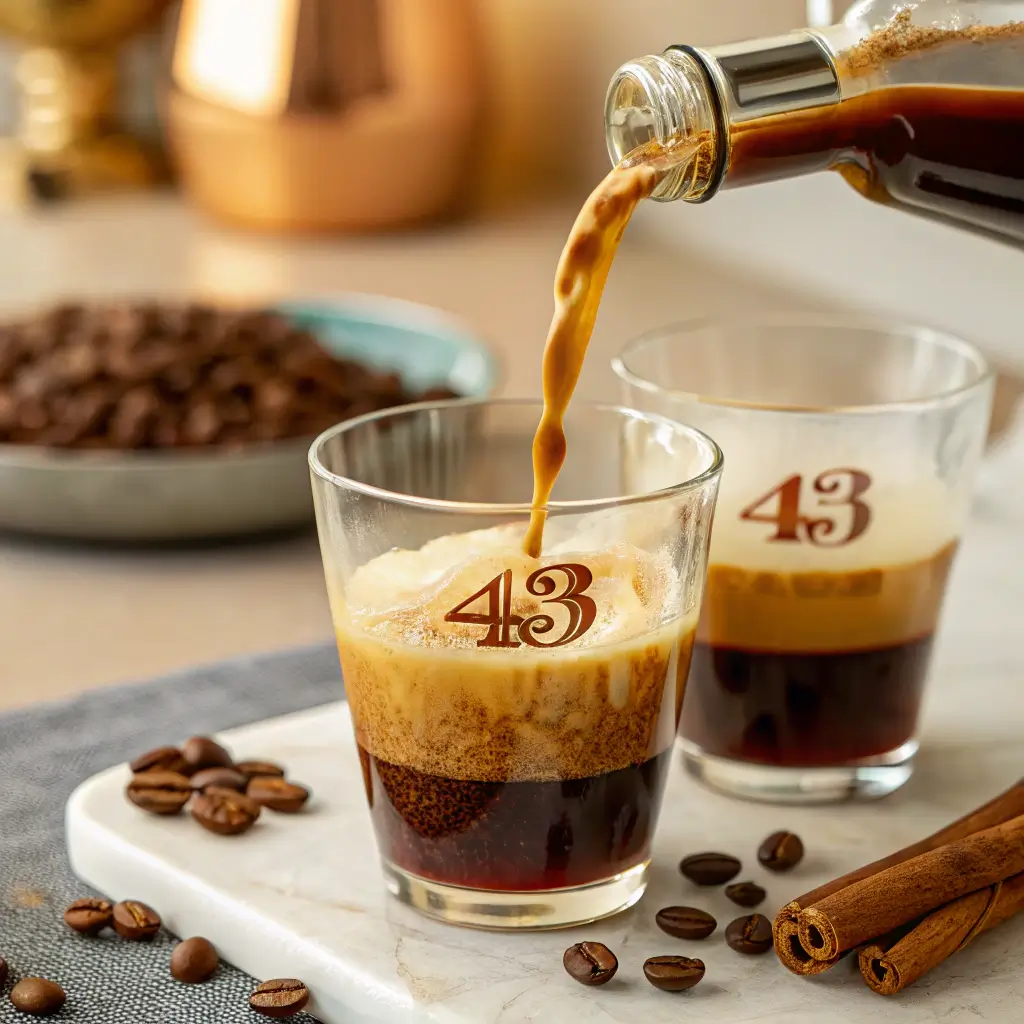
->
[246,777,310,813]
[9,978,66,1016]
[0,957,8,989]
[191,788,260,836]
[725,882,767,908]
[725,913,774,954]
[758,830,804,872]
[181,736,234,773]
[170,937,219,984]
[655,906,717,940]
[126,771,192,815]
[130,746,187,775]
[562,942,618,986]
[234,760,285,781]
[679,852,741,886]
[643,955,705,992]
[112,900,161,941]
[190,767,246,793]
[63,897,113,935]
[249,978,310,1018]
[0,302,456,450]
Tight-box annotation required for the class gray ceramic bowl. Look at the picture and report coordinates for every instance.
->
[0,295,497,542]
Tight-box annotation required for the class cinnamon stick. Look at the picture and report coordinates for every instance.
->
[859,870,1024,995]
[773,913,839,976]
[798,813,1024,961]
[774,778,1024,975]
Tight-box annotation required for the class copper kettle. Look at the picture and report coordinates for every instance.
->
[164,0,485,233]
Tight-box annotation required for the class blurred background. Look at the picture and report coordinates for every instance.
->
[0,0,1021,708]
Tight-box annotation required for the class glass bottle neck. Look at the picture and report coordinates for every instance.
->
[605,32,841,202]
[604,48,721,202]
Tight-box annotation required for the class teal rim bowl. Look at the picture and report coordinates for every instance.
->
[278,294,498,398]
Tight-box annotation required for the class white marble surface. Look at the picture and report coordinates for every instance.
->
[67,473,1024,1024]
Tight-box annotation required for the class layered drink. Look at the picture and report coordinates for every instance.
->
[682,489,959,768]
[334,523,698,894]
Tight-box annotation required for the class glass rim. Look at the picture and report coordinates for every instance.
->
[308,396,724,515]
[612,313,994,415]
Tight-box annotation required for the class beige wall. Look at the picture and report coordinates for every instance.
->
[475,0,812,204]
[0,1,813,203]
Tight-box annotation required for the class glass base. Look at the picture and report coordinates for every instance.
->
[680,738,918,804]
[382,860,649,930]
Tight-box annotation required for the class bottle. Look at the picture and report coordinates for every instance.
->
[604,0,1024,245]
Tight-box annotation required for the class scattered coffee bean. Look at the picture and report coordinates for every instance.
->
[63,897,114,935]
[234,760,285,781]
[655,906,717,940]
[170,937,219,984]
[112,900,161,941]
[758,830,804,872]
[725,913,774,954]
[246,777,310,813]
[190,767,246,793]
[9,978,66,1016]
[642,955,705,992]
[181,736,234,773]
[130,746,187,775]
[679,852,741,886]
[725,882,767,908]
[126,771,192,815]
[191,788,261,836]
[249,978,311,1018]
[562,942,618,986]
[0,957,8,989]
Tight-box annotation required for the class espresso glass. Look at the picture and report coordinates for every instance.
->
[614,316,993,804]
[310,399,722,928]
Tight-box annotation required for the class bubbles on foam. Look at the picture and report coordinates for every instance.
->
[344,523,675,653]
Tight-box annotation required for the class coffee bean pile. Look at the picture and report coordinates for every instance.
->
[563,830,804,993]
[0,302,459,449]
[0,893,312,1017]
[126,735,311,836]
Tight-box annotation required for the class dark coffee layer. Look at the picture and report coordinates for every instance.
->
[681,636,933,766]
[360,746,672,891]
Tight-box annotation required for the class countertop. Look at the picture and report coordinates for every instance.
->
[0,194,824,709]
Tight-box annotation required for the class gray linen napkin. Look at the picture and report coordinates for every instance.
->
[0,643,342,1022]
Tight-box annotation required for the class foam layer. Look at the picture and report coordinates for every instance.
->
[344,523,674,653]
[709,472,960,572]
[334,525,697,782]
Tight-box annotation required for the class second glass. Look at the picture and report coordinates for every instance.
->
[615,316,993,804]
[310,399,722,928]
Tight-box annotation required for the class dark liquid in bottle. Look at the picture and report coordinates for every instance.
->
[359,747,672,891]
[728,85,1024,244]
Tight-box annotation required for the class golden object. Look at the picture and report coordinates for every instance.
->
[164,0,485,233]
[0,0,171,204]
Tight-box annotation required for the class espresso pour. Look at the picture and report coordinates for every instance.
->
[523,140,703,556]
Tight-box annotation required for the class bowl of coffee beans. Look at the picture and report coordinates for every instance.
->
[0,295,496,540]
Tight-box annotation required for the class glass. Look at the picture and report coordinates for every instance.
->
[604,0,1024,245]
[614,316,993,804]
[310,399,722,928]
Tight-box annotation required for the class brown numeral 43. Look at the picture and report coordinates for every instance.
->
[739,469,872,546]
[444,562,598,649]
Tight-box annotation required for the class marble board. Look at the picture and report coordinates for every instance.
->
[66,482,1024,1023]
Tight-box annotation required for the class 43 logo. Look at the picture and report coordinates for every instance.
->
[739,468,872,547]
[444,563,597,649]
